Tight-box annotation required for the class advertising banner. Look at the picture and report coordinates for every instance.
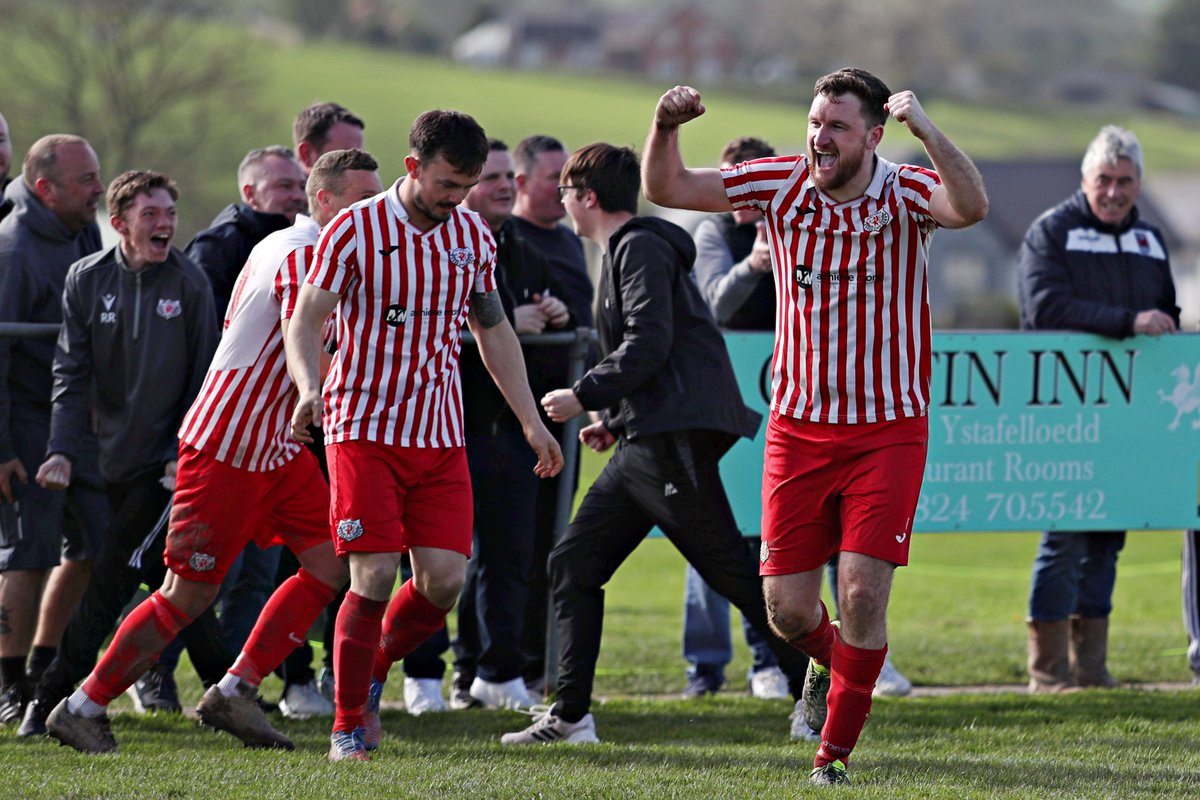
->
[721,331,1200,534]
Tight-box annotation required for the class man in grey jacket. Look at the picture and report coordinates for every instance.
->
[19,170,229,736]
[0,135,110,730]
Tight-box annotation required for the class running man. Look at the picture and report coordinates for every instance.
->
[642,68,987,785]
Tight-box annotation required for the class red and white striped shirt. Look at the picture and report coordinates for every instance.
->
[179,215,319,471]
[722,154,941,423]
[307,179,496,447]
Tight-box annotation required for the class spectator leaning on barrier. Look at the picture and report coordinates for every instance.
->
[503,143,817,748]
[451,138,573,711]
[1018,125,1180,694]
[509,134,595,693]
[0,134,111,733]
[643,68,988,786]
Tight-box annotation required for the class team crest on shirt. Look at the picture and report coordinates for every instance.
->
[863,209,892,232]
[760,540,770,564]
[337,518,364,541]
[189,552,216,572]
[157,298,182,319]
[448,247,474,270]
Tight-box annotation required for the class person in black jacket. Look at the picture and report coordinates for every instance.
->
[502,143,809,745]
[186,146,307,320]
[19,170,229,735]
[1018,125,1179,694]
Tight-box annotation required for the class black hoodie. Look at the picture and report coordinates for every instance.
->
[572,216,760,442]
[185,202,291,320]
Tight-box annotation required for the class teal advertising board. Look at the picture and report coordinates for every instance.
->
[720,331,1200,534]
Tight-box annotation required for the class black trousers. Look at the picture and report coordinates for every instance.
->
[35,466,230,706]
[549,430,808,720]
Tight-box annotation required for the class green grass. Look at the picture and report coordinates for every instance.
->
[4,521,1197,798]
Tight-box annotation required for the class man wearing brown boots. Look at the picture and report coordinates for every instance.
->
[1017,125,1179,692]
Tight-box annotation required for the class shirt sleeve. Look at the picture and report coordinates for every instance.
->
[276,244,313,321]
[307,211,358,296]
[896,165,942,228]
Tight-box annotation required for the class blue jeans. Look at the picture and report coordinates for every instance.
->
[1028,530,1126,620]
[682,537,778,678]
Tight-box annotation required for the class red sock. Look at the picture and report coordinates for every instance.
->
[793,601,838,667]
[371,579,450,683]
[333,591,387,733]
[814,638,887,768]
[231,569,337,686]
[83,591,191,705]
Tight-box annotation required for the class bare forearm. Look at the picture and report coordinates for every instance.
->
[923,128,988,225]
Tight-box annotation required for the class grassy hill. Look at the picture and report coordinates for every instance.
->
[204,38,1200,238]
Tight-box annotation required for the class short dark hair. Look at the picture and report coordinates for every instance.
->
[409,110,488,175]
[561,143,639,215]
[293,102,365,151]
[488,138,508,152]
[307,148,379,207]
[813,68,891,129]
[23,134,90,189]
[720,136,775,166]
[512,134,565,175]
[106,170,178,219]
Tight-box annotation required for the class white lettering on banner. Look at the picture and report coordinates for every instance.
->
[717,331,1200,534]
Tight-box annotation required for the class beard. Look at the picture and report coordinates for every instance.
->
[412,190,454,224]
[808,145,867,194]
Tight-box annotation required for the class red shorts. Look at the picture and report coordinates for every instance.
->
[326,440,472,558]
[760,412,928,575]
[165,445,331,584]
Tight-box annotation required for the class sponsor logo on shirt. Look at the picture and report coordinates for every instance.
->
[794,265,876,289]
[157,298,182,319]
[385,305,409,326]
[337,518,364,541]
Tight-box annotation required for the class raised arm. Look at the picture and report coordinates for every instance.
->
[642,85,734,213]
[886,91,988,229]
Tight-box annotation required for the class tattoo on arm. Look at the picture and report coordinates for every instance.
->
[471,290,506,329]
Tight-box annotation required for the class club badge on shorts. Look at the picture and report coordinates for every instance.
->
[189,552,216,572]
[337,518,364,541]
[760,540,770,564]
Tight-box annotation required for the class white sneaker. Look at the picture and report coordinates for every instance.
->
[500,706,600,745]
[403,677,447,716]
[469,676,534,710]
[279,679,334,720]
[789,699,821,742]
[748,666,789,700]
[873,654,913,697]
